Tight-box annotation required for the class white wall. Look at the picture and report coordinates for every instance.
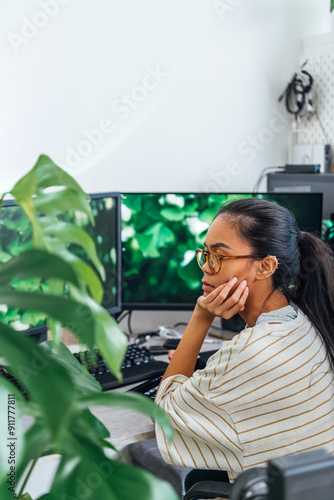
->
[1,0,333,196]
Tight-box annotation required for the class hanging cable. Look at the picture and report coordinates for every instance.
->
[278,60,315,127]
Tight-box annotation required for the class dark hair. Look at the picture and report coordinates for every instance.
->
[215,198,334,370]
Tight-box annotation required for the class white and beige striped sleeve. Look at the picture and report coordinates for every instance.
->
[154,351,244,475]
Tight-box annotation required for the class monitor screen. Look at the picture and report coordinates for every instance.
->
[0,192,122,334]
[121,192,323,311]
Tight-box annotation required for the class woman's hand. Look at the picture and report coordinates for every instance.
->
[168,349,176,361]
[196,277,249,320]
[159,278,248,383]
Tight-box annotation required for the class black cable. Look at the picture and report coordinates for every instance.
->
[116,310,130,324]
[173,322,188,328]
[127,310,133,335]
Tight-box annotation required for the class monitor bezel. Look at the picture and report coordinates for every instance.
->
[121,191,323,312]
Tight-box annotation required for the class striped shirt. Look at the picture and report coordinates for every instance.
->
[155,307,334,480]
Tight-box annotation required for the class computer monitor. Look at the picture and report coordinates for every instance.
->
[0,192,122,336]
[121,192,323,311]
[267,172,334,220]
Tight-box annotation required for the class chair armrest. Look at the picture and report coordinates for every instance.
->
[183,480,232,500]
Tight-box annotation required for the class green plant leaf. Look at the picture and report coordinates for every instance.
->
[41,219,105,281]
[44,341,101,395]
[102,461,179,500]
[0,286,126,379]
[43,429,178,500]
[0,322,76,436]
[331,0,334,13]
[0,249,12,263]
[10,155,88,208]
[0,289,96,351]
[33,189,93,225]
[11,277,41,293]
[57,249,104,303]
[0,249,79,288]
[68,408,124,459]
[78,409,110,439]
[78,391,173,443]
[68,287,128,380]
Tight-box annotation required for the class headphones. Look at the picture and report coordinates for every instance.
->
[278,60,314,122]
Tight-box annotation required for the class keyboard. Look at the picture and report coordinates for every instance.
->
[130,349,219,400]
[0,367,27,397]
[131,375,163,400]
[0,344,168,395]
[73,344,168,391]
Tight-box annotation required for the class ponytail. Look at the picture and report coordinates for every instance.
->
[283,232,334,370]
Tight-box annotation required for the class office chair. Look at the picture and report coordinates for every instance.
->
[183,448,334,500]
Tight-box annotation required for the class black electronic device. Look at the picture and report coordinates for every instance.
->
[184,448,334,500]
[1,344,168,396]
[131,374,163,400]
[267,172,333,220]
[285,164,320,173]
[121,192,323,311]
[73,344,168,391]
[131,349,218,400]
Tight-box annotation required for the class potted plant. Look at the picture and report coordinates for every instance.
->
[0,155,178,500]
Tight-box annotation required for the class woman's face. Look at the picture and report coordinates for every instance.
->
[201,215,260,296]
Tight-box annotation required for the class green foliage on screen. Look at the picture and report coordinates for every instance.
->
[121,193,251,305]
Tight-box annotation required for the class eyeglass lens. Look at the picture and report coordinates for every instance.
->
[198,250,219,272]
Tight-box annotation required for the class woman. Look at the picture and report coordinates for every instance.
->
[155,198,334,482]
